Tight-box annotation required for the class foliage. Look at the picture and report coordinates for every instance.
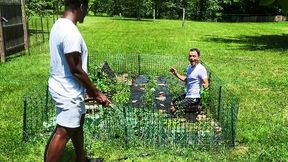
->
[221,0,282,15]
[112,81,131,106]
[25,0,57,16]
[89,0,113,16]
[25,0,285,20]
[142,76,157,107]
[87,0,283,20]
[88,65,115,93]
[166,75,186,99]
[206,0,223,21]
[260,0,288,14]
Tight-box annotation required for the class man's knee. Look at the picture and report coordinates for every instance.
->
[55,126,70,139]
[181,98,201,113]
[64,126,84,138]
[55,124,83,139]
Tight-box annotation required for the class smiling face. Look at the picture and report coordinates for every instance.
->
[188,50,200,67]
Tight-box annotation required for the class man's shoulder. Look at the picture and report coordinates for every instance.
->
[196,63,208,72]
[198,63,206,69]
[54,18,80,34]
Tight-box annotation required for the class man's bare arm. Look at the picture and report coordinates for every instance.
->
[65,52,110,106]
[203,78,209,89]
[170,67,186,82]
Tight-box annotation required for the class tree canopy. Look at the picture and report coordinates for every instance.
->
[25,0,286,20]
[260,0,288,14]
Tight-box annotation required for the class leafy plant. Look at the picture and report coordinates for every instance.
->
[112,81,130,106]
[89,65,115,93]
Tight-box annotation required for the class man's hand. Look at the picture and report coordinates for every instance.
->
[94,91,111,106]
[202,78,209,89]
[170,67,177,75]
[87,89,111,106]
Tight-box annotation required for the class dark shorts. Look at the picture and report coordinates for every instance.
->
[172,94,201,112]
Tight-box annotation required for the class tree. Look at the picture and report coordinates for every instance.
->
[90,0,112,15]
[26,0,55,16]
[260,0,288,14]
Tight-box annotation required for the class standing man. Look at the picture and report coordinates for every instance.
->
[45,0,110,162]
[170,48,209,114]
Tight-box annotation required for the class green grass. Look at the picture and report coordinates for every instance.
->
[1,16,288,161]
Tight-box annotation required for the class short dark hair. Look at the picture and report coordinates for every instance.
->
[64,0,89,9]
[190,48,200,56]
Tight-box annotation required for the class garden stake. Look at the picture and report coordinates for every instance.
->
[217,86,222,120]
[22,96,27,142]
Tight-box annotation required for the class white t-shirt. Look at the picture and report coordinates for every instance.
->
[48,18,88,98]
[185,63,208,98]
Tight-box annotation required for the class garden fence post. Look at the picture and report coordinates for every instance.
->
[208,72,212,86]
[0,10,5,62]
[123,106,129,149]
[231,99,239,147]
[35,18,38,43]
[153,9,155,22]
[231,103,235,147]
[138,55,141,75]
[40,16,44,42]
[46,17,50,38]
[217,86,222,120]
[22,96,27,142]
[208,72,212,111]
[44,85,49,122]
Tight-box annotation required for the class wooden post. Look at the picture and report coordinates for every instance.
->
[153,9,155,22]
[40,16,44,42]
[21,0,29,54]
[182,8,185,28]
[35,18,38,42]
[0,11,5,62]
[46,17,50,38]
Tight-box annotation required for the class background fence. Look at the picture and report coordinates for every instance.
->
[27,16,54,47]
[88,53,188,76]
[0,0,54,62]
[0,0,28,62]
[22,53,239,149]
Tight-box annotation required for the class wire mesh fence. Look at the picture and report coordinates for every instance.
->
[22,86,55,141]
[205,68,239,147]
[22,53,239,149]
[27,16,54,47]
[88,53,187,76]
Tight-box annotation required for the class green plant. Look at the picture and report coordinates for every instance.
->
[112,81,131,106]
[89,66,115,93]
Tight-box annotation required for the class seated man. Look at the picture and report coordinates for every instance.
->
[170,48,209,116]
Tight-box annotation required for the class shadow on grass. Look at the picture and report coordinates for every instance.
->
[205,34,288,51]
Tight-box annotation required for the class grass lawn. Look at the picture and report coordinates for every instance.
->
[1,16,288,161]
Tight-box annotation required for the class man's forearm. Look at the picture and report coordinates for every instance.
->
[202,78,209,89]
[72,68,100,97]
[65,53,102,98]
[174,72,186,82]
